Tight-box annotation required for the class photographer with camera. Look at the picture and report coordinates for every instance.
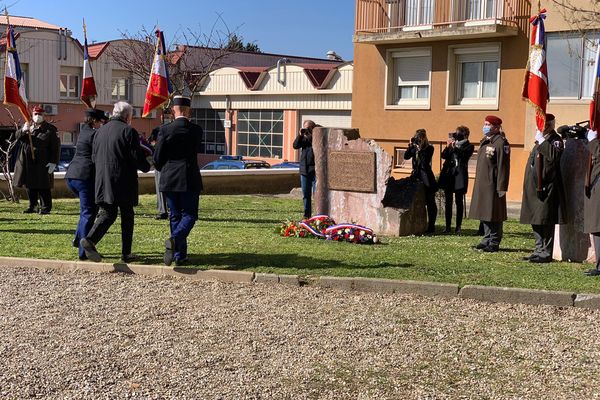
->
[404,128,438,233]
[293,120,316,219]
[438,126,474,234]
[519,114,565,263]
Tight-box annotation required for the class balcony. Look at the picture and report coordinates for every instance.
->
[355,0,531,44]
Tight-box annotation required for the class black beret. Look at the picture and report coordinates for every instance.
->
[172,96,191,107]
[85,108,108,121]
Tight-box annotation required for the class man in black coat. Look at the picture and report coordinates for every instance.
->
[80,102,151,263]
[153,96,203,266]
[519,114,565,263]
[13,105,60,214]
[293,120,316,219]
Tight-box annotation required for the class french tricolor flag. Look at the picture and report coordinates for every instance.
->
[142,29,172,117]
[590,39,600,132]
[80,22,97,109]
[3,23,30,122]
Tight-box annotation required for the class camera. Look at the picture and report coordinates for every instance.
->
[557,121,589,140]
[300,128,310,135]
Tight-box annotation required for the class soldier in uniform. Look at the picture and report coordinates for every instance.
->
[519,114,565,263]
[584,128,600,276]
[153,96,203,266]
[469,115,510,252]
[80,101,151,263]
[13,105,60,214]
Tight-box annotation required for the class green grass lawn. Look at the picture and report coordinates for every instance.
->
[1,194,599,293]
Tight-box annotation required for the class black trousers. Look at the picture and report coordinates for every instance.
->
[444,189,465,229]
[27,188,52,212]
[86,203,134,257]
[531,224,555,259]
[425,188,437,231]
[480,221,503,248]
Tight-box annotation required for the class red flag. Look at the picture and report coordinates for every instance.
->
[522,10,549,132]
[80,20,97,108]
[3,24,30,122]
[143,30,171,117]
[590,39,600,132]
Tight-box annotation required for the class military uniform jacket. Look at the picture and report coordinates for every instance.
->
[404,144,437,191]
[520,131,566,225]
[65,124,96,181]
[468,133,510,222]
[153,117,203,193]
[92,118,151,206]
[584,138,600,233]
[438,140,474,192]
[13,121,60,189]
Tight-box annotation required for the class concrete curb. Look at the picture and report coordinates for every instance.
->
[0,256,598,310]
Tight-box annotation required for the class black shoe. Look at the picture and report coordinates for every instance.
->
[121,253,138,263]
[23,208,35,214]
[80,238,102,263]
[175,258,188,267]
[585,269,600,276]
[72,238,79,248]
[78,254,88,261]
[475,243,487,250]
[455,227,462,235]
[529,255,552,263]
[39,209,50,215]
[164,238,175,266]
[155,213,168,220]
[522,254,535,261]
[483,245,499,253]
[443,227,451,234]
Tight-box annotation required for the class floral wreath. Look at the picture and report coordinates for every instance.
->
[278,215,378,244]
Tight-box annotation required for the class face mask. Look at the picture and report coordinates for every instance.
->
[32,114,43,124]
[482,125,492,136]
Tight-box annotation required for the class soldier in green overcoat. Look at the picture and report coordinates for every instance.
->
[519,114,565,263]
[469,115,510,252]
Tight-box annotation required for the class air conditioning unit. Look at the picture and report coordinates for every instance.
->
[42,104,58,115]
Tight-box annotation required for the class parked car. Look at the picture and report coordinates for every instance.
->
[56,144,76,172]
[201,155,271,170]
[271,161,300,169]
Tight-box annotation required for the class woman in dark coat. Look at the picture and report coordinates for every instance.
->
[438,126,474,234]
[584,130,600,276]
[65,109,107,260]
[404,128,438,233]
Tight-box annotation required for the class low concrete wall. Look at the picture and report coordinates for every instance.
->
[0,169,301,199]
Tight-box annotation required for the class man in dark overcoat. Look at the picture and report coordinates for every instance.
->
[80,101,151,263]
[519,114,565,263]
[13,105,60,214]
[153,96,203,266]
[469,115,510,252]
[584,128,600,276]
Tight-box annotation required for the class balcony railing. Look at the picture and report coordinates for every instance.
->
[355,0,531,36]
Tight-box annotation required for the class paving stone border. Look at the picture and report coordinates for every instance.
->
[1,256,599,310]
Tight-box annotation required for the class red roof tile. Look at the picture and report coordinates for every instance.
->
[0,15,60,30]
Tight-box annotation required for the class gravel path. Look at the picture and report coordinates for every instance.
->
[1,266,599,399]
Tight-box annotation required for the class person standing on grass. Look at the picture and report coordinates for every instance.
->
[293,120,316,219]
[13,105,60,215]
[584,127,600,276]
[469,115,510,253]
[153,96,203,267]
[80,101,151,263]
[519,114,565,264]
[65,108,108,260]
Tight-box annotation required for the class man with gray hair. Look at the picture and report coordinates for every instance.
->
[80,101,151,263]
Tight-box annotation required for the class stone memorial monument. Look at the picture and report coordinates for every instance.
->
[312,127,427,236]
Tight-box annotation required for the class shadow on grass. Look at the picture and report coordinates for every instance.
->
[0,228,74,234]
[199,217,282,224]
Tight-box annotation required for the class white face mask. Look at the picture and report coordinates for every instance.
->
[32,114,43,124]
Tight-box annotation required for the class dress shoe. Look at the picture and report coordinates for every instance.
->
[121,253,138,263]
[529,255,551,263]
[39,209,50,215]
[443,227,451,234]
[175,258,189,267]
[80,238,102,263]
[483,245,499,253]
[164,238,175,266]
[585,269,600,276]
[454,227,462,235]
[155,213,168,220]
[78,254,88,261]
[475,243,487,250]
[522,254,535,261]
[23,208,35,214]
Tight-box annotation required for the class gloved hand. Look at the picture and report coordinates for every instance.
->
[535,129,545,144]
[22,121,31,132]
[536,187,548,201]
[586,186,592,199]
[46,163,56,174]
[498,191,506,198]
[588,130,598,142]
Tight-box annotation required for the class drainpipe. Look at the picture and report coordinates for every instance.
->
[277,58,290,85]
[225,95,232,155]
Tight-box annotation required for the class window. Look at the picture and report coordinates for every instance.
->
[59,73,79,98]
[192,109,227,155]
[387,48,431,108]
[111,77,130,101]
[405,0,432,26]
[465,0,498,20]
[547,32,599,100]
[448,44,500,107]
[236,110,284,158]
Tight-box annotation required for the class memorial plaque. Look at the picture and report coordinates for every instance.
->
[327,151,376,193]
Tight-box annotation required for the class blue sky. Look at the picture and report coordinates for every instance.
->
[6,0,355,60]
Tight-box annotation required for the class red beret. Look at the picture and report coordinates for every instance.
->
[546,113,555,122]
[485,115,502,126]
[32,105,44,114]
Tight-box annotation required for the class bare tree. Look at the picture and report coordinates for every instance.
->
[106,15,242,101]
[550,0,600,33]
[0,107,23,202]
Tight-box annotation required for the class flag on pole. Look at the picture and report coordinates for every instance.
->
[590,39,600,132]
[142,29,172,117]
[3,22,30,122]
[80,19,97,108]
[522,9,549,132]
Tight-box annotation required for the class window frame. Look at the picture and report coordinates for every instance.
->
[236,110,284,159]
[385,47,432,110]
[59,72,80,99]
[111,77,131,101]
